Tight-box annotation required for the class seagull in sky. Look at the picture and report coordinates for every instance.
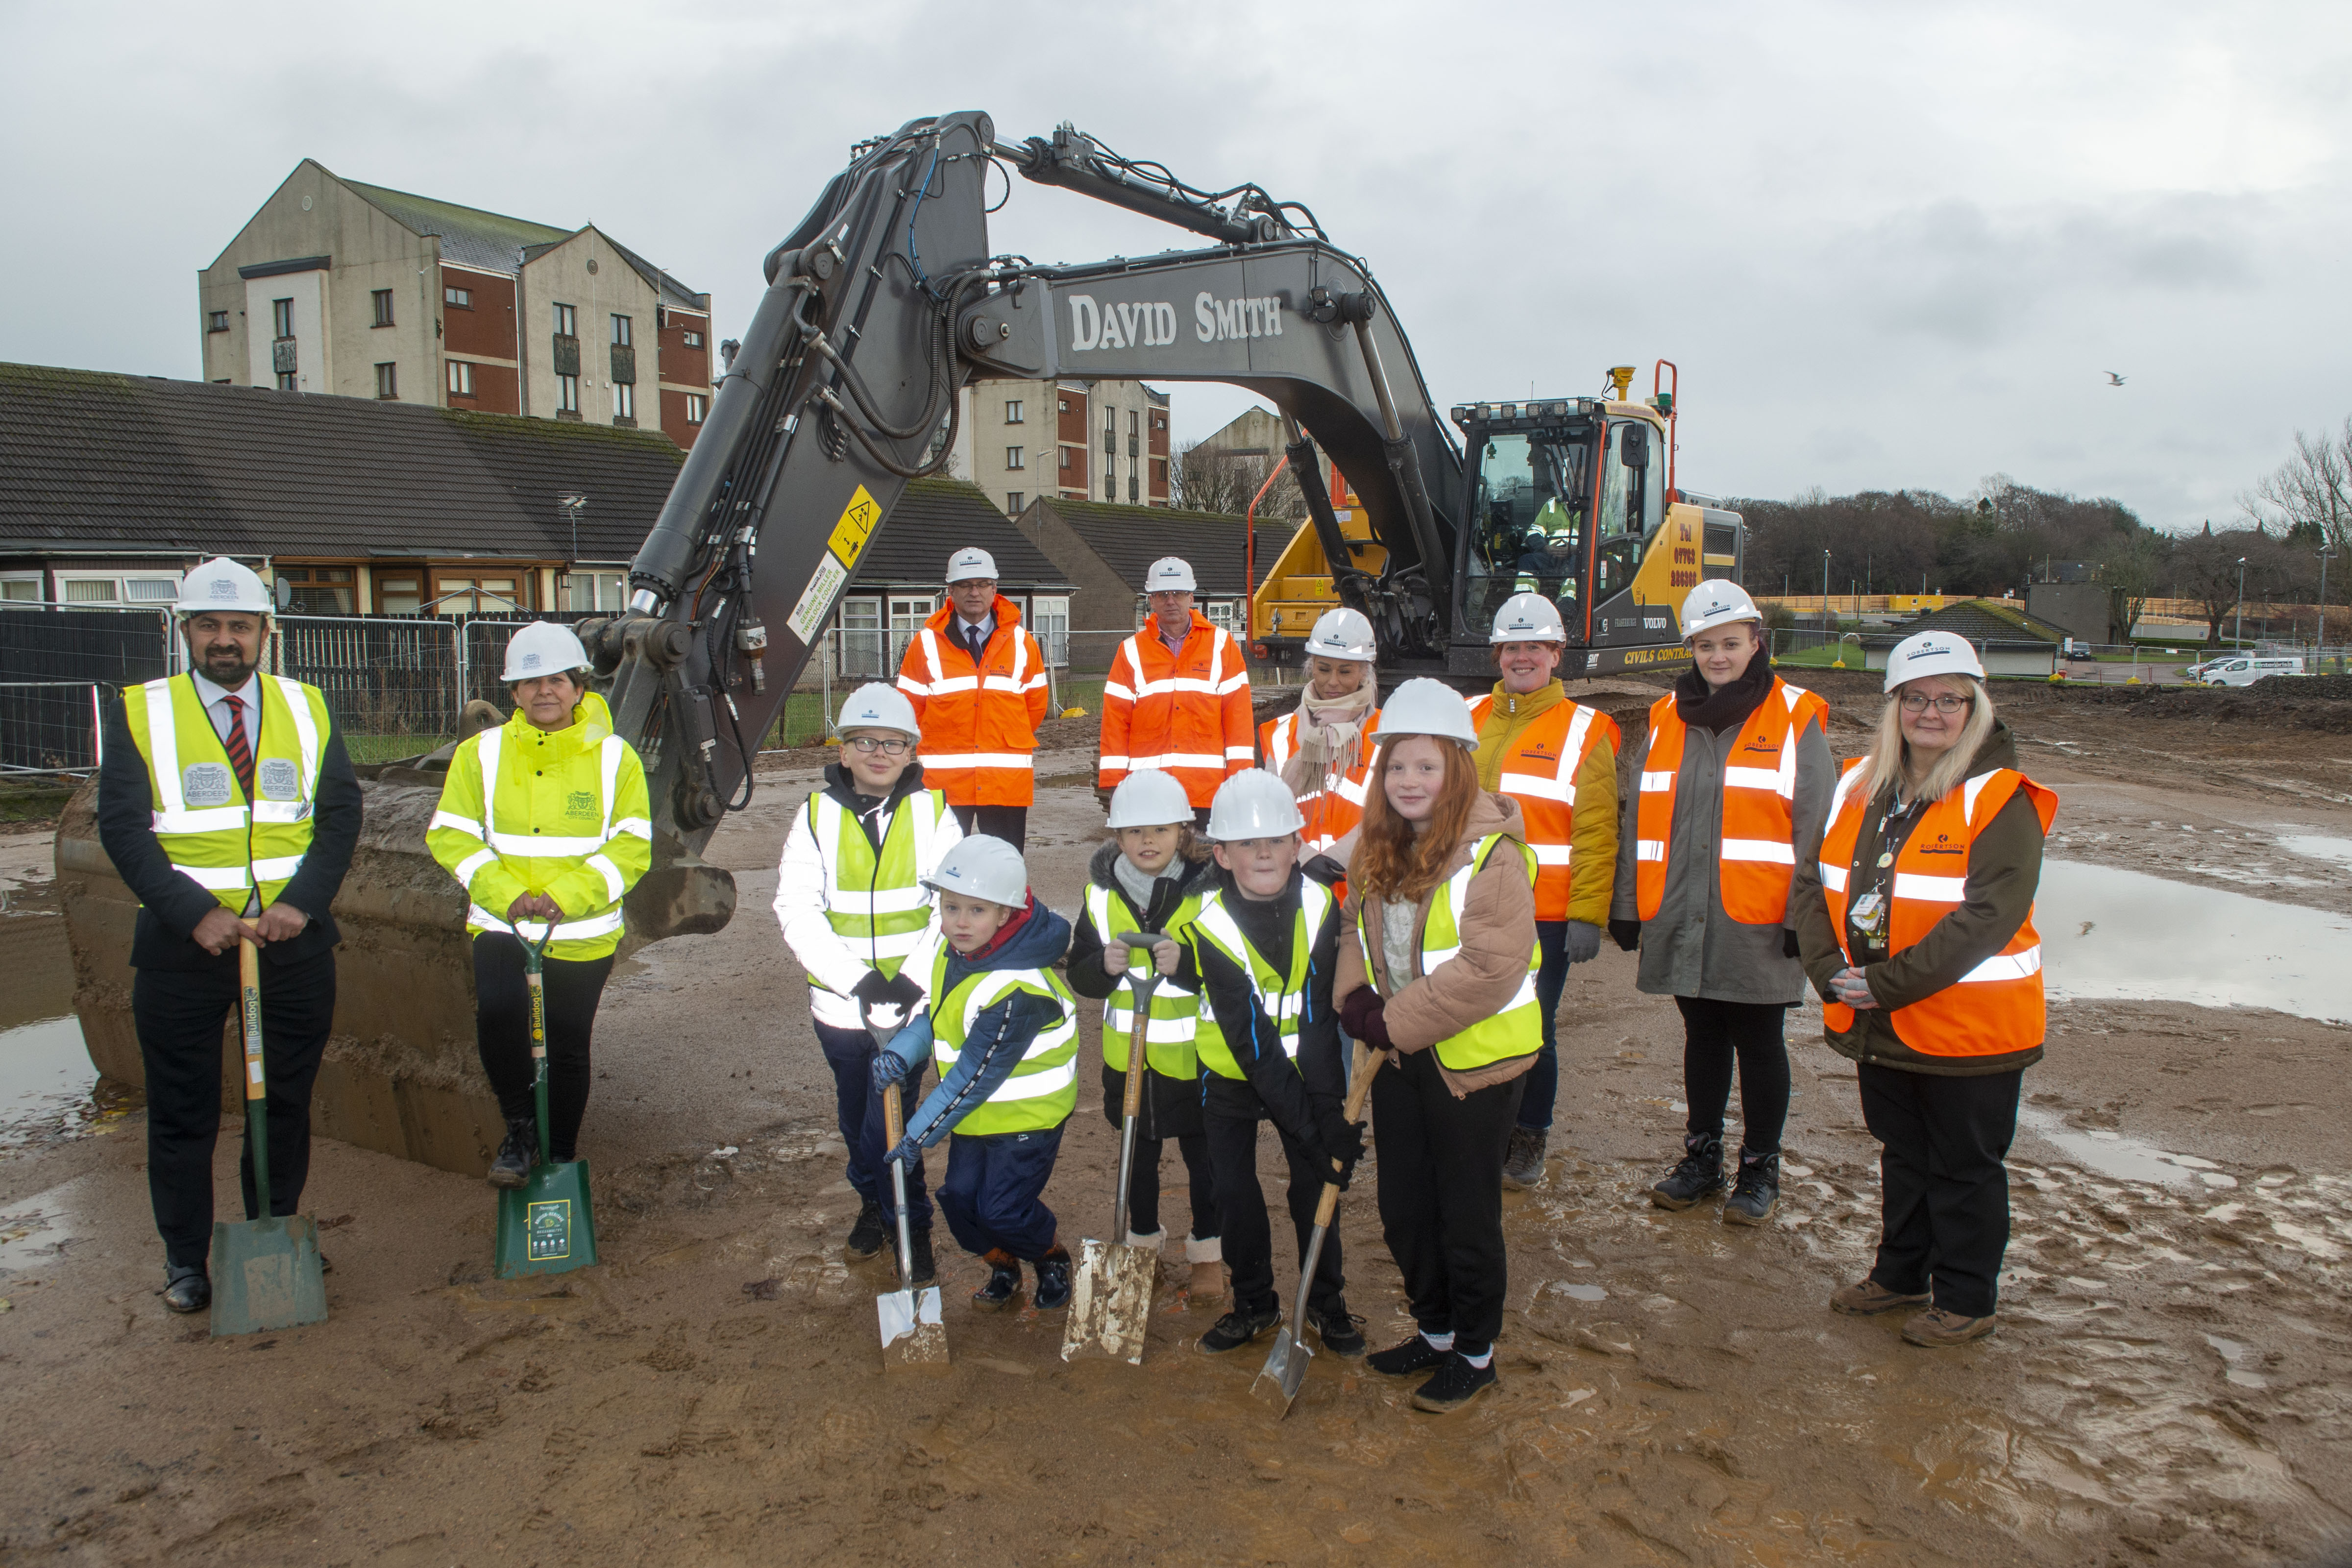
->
[2105,371,2127,386]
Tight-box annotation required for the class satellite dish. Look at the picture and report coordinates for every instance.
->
[272,576,294,611]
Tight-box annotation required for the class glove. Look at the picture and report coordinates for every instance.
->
[1317,1113,1367,1189]
[1609,918,1642,953]
[884,1133,923,1169]
[1338,988,1392,1054]
[868,1049,912,1096]
[853,968,923,1009]
[1562,921,1603,965]
[1782,928,1803,960]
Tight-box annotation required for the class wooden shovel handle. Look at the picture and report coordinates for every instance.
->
[882,1079,905,1146]
[1321,1039,1377,1183]
[237,931,265,1104]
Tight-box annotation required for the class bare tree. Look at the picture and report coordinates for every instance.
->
[1169,438,1306,520]
[2243,416,2352,550]
[2095,527,2167,640]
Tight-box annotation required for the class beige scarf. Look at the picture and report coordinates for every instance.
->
[1280,684,1377,798]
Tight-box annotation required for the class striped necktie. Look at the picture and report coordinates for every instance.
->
[221,694,255,801]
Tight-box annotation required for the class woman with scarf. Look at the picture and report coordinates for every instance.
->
[1258,608,1382,856]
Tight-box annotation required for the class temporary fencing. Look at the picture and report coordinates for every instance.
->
[0,682,107,774]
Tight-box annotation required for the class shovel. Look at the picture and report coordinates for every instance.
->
[210,929,328,1337]
[494,927,598,1278]
[1251,1039,1376,1413]
[877,1079,949,1368]
[1061,966,1165,1365]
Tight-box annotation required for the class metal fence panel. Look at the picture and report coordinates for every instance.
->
[271,615,463,761]
[0,682,104,772]
[0,605,171,686]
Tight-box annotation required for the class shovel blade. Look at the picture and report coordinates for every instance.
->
[1059,1238,1156,1365]
[209,1214,327,1336]
[1250,1327,1314,1411]
[495,1158,599,1278]
[879,1284,949,1368]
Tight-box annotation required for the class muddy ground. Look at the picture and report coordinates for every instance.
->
[4,674,2352,1566]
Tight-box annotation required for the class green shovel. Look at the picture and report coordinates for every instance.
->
[211,929,329,1336]
[495,925,598,1278]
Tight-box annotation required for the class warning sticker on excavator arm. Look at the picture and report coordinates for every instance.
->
[826,486,881,570]
[786,554,849,645]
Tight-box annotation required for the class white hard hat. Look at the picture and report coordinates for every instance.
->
[1883,629,1986,691]
[837,681,920,738]
[1302,607,1377,663]
[1206,768,1305,841]
[1489,591,1567,644]
[1107,769,1195,829]
[945,547,998,584]
[175,557,271,616]
[923,833,1029,907]
[1375,677,1480,749]
[1145,558,1197,594]
[1679,580,1763,640]
[500,621,592,683]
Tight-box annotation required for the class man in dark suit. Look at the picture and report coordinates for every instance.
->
[96,558,362,1313]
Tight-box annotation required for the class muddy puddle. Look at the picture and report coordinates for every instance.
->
[0,907,127,1152]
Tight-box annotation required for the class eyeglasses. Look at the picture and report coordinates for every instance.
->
[1899,692,1973,714]
[844,736,912,756]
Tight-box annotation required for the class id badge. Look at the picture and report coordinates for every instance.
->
[1848,890,1888,946]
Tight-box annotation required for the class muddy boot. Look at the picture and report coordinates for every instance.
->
[1310,1304,1367,1357]
[1409,1352,1498,1413]
[1722,1150,1780,1226]
[844,1199,886,1260]
[1368,1333,1450,1377]
[1901,1306,1997,1348]
[1649,1131,1725,1211]
[1500,1126,1548,1191]
[1185,1236,1225,1303]
[1830,1278,1931,1316]
[895,1227,936,1288]
[1032,1245,1074,1311]
[488,1117,535,1189]
[971,1249,1023,1310]
[1197,1303,1283,1353]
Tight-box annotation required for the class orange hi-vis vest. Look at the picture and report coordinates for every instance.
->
[1635,677,1828,925]
[1258,706,1382,854]
[1098,612,1254,807]
[895,597,1049,808]
[1467,694,1618,922]
[1816,763,2059,1057]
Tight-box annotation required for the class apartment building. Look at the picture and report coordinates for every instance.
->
[950,377,1170,515]
[198,161,714,449]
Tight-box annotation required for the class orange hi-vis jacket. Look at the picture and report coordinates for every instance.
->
[1467,693,1619,921]
[1098,612,1254,807]
[1817,763,2058,1058]
[1635,677,1829,925]
[1258,706,1382,854]
[895,596,1049,808]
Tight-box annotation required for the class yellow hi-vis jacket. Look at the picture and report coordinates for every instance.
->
[427,693,652,960]
[121,672,330,912]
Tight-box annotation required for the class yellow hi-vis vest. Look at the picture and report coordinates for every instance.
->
[122,673,328,912]
[1365,833,1543,1074]
[925,938,1079,1135]
[1185,879,1333,1081]
[1082,881,1222,1078]
[809,786,951,1000]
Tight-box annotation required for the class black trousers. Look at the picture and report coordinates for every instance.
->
[133,948,336,1269]
[813,1019,932,1227]
[1204,1106,1345,1317]
[950,803,1028,851]
[1674,995,1791,1153]
[1518,920,1568,1130]
[1860,1063,2022,1319]
[1126,1130,1216,1242]
[1372,1049,1523,1356]
[473,933,614,1160]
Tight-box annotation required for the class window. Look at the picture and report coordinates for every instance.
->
[374,362,397,399]
[1129,410,1140,457]
[683,330,703,348]
[553,303,576,337]
[275,371,298,392]
[1057,398,1070,413]
[1153,414,1167,431]
[1059,447,1073,471]
[1151,458,1167,487]
[1105,473,1116,500]
[207,311,228,333]
[434,576,524,615]
[614,383,636,421]
[1005,399,1024,423]
[685,393,707,424]
[562,570,628,612]
[1205,600,1237,631]
[62,576,181,606]
[887,595,936,671]
[276,566,355,615]
[1128,471,1139,502]
[444,285,472,308]
[611,314,632,347]
[1004,446,1025,470]
[837,594,884,677]
[271,298,294,339]
[1029,595,1069,665]
[447,361,475,396]
[558,374,580,413]
[371,289,394,327]
[1006,491,1025,515]
[374,574,422,616]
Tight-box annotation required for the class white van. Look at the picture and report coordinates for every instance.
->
[2199,656,2305,687]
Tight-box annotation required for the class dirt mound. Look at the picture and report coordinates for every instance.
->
[2052,678,2352,734]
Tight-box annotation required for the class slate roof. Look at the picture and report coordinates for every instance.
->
[855,479,1071,588]
[1866,598,2069,647]
[0,364,682,561]
[345,178,704,307]
[1026,497,1267,596]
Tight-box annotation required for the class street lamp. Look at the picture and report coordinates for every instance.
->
[1822,547,1831,629]
[558,492,588,609]
[2233,557,2247,650]
[2320,546,2338,672]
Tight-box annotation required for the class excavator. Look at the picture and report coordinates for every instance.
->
[60,112,1744,1173]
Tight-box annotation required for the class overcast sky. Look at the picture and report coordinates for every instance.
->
[5,0,2345,533]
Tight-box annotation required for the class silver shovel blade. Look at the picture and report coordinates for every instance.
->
[1059,1237,1156,1364]
[879,1284,949,1367]
[1251,1324,1314,1410]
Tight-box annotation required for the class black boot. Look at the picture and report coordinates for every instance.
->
[1722,1149,1781,1226]
[1311,1303,1367,1357]
[1197,1303,1283,1353]
[844,1199,886,1260]
[1367,1333,1450,1377]
[1032,1245,1073,1311]
[971,1250,1022,1310]
[1410,1352,1499,1413]
[1649,1131,1725,1210]
[1501,1126,1548,1191]
[161,1262,210,1314]
[488,1117,535,1189]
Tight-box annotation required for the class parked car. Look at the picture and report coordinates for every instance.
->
[2199,656,2306,687]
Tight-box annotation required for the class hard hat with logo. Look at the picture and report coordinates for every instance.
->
[1678,580,1763,640]
[500,621,593,683]
[945,547,999,584]
[1489,591,1567,644]
[1302,607,1376,663]
[836,681,921,739]
[1144,558,1197,594]
[1374,677,1481,749]
[174,558,272,616]
[1106,768,1195,829]
[1883,629,1986,691]
[923,833,1029,907]
[1205,768,1306,841]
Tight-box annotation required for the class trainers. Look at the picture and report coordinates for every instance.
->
[161,1263,210,1314]
[896,1227,936,1288]
[1722,1150,1780,1226]
[1410,1352,1498,1413]
[1902,1307,1998,1348]
[844,1199,886,1260]
[1500,1127,1548,1191]
[1367,1333,1450,1377]
[971,1250,1022,1311]
[1829,1278,1931,1316]
[1196,1304,1283,1353]
[1649,1131,1725,1211]
[1311,1306,1367,1357]
[488,1118,535,1189]
[1032,1246,1073,1311]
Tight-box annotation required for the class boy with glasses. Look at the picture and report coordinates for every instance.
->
[775,684,963,1282]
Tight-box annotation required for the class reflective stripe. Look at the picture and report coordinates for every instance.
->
[453,848,498,886]
[963,1056,1077,1102]
[1640,770,1675,792]
[1529,842,1571,866]
[831,886,933,915]
[172,862,251,890]
[1223,745,1254,761]
[1636,839,1667,862]
[916,752,1034,771]
[1097,753,1131,769]
[1961,770,1995,822]
[1722,766,1784,791]
[586,853,625,903]
[1102,683,1135,702]
[1128,751,1226,770]
[469,904,627,940]
[144,682,184,811]
[611,816,653,840]
[249,853,306,882]
[153,806,248,833]
[1720,839,1796,865]
[268,674,320,803]
[1819,862,1849,893]
[1499,769,1573,803]
[1893,872,1967,903]
[1105,1006,1197,1041]
[489,831,608,855]
[431,809,486,837]
[1960,945,2041,983]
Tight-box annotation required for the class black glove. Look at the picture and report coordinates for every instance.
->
[1338,988,1393,1054]
[1609,918,1642,953]
[1317,1113,1367,1189]
[1782,928,1803,960]
[853,969,925,1028]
